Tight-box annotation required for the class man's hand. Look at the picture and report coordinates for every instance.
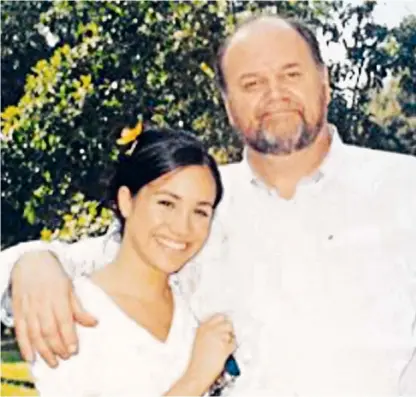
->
[11,251,98,367]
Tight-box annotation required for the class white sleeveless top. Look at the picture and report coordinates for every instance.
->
[31,276,198,397]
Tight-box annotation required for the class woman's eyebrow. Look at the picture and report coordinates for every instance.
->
[155,191,180,200]
[156,191,214,207]
[197,201,214,208]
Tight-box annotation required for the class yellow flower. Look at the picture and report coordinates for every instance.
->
[173,30,190,40]
[25,75,37,90]
[1,119,21,137]
[33,59,48,75]
[200,62,215,79]
[40,228,53,241]
[51,52,62,68]
[209,147,229,165]
[1,106,20,121]
[77,214,90,227]
[60,44,71,57]
[80,74,92,88]
[63,213,74,222]
[84,22,99,37]
[59,227,72,240]
[116,120,143,145]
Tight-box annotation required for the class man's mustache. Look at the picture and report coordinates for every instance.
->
[260,108,301,118]
[255,100,304,120]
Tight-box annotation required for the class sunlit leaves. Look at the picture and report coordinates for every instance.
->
[2,1,414,249]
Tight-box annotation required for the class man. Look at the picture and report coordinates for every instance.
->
[2,15,416,394]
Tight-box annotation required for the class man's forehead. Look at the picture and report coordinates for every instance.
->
[226,17,293,53]
[222,18,306,72]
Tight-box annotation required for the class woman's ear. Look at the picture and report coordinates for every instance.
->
[117,186,133,220]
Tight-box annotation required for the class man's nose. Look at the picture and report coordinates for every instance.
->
[265,77,289,101]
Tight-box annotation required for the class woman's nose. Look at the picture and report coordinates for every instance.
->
[168,209,192,237]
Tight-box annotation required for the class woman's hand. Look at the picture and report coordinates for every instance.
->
[185,313,237,392]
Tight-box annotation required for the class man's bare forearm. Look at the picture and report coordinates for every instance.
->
[0,234,117,325]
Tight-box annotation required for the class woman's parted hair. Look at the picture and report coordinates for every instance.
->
[106,127,224,232]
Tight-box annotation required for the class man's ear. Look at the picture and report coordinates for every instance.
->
[322,66,331,106]
[223,93,236,127]
[117,186,133,220]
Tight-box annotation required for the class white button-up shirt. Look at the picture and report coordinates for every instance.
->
[1,128,416,395]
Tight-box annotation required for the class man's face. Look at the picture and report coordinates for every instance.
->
[222,23,330,155]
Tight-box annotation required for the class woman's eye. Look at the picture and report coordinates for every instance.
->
[194,208,210,218]
[158,200,175,208]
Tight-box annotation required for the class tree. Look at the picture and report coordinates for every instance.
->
[1,1,53,109]
[1,1,414,249]
[391,15,416,118]
[365,15,416,155]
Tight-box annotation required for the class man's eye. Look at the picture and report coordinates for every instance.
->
[287,71,301,79]
[243,81,260,90]
[158,200,175,208]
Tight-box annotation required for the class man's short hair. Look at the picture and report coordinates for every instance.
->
[215,15,326,93]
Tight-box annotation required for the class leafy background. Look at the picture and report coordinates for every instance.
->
[2,0,415,250]
[1,1,415,395]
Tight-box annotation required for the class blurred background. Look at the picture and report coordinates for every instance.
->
[1,1,415,395]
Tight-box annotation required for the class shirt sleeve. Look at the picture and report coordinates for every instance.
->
[0,222,121,326]
[397,165,416,396]
[400,349,416,396]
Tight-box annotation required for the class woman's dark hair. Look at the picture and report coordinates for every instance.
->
[106,127,223,234]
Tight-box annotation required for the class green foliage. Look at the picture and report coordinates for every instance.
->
[1,349,23,363]
[366,15,416,155]
[1,0,415,248]
[391,15,416,117]
[1,1,53,109]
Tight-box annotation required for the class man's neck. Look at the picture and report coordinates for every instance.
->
[247,124,332,199]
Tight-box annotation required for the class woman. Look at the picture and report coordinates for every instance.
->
[31,127,236,396]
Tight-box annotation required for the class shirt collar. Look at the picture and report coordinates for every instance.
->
[239,124,347,191]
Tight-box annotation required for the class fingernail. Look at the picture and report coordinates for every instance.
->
[68,344,78,354]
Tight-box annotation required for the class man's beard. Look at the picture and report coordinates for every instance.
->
[244,92,326,156]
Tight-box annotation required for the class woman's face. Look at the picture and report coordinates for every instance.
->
[119,165,217,275]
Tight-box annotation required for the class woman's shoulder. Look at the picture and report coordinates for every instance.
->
[72,276,114,321]
[73,275,99,300]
